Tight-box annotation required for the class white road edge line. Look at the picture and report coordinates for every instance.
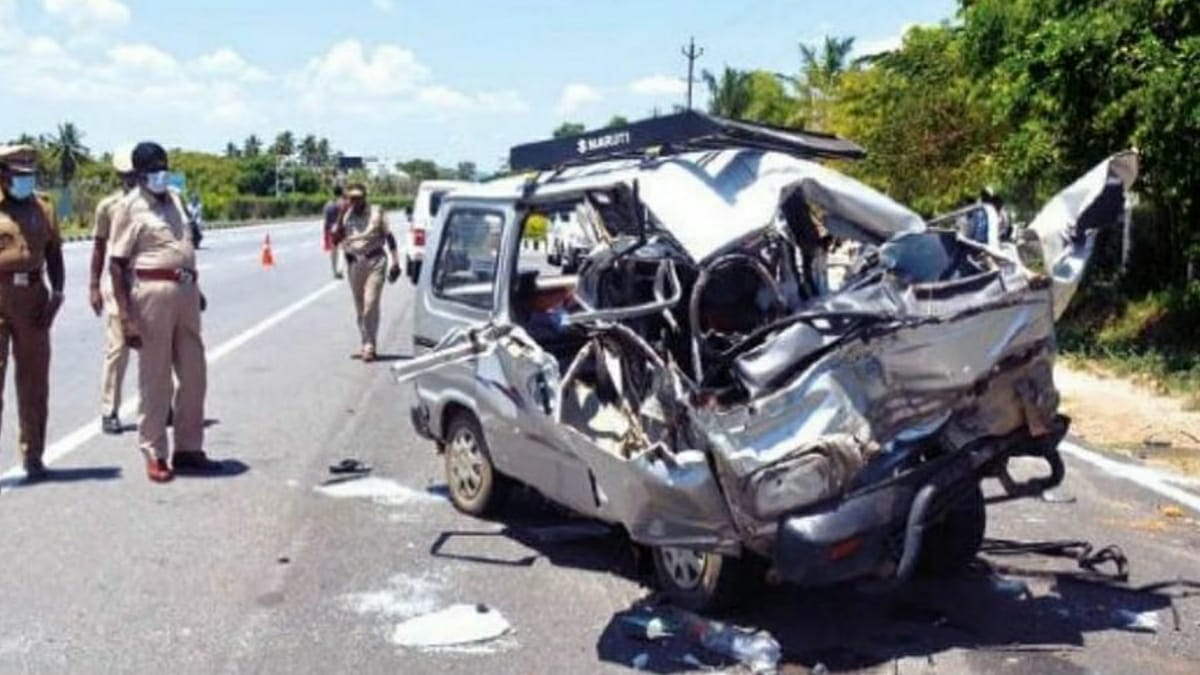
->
[0,280,340,483]
[1060,440,1200,514]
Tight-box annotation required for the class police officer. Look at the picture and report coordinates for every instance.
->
[109,141,218,483]
[323,185,345,279]
[90,145,137,435]
[0,145,65,481]
[331,183,400,362]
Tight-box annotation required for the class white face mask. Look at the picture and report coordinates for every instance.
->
[7,174,36,200]
[145,170,170,195]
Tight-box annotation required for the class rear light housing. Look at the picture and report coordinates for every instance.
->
[413,228,426,247]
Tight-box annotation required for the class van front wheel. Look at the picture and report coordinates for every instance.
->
[652,546,754,612]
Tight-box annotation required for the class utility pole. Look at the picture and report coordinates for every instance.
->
[681,36,703,111]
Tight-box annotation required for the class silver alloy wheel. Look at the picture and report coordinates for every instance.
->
[659,546,706,590]
[448,427,485,500]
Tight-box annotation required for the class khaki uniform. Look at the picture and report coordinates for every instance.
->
[110,188,205,461]
[93,190,130,416]
[0,192,60,468]
[340,205,390,351]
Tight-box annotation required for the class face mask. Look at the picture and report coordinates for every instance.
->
[7,174,36,200]
[145,170,170,195]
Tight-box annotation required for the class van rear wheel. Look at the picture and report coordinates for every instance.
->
[443,412,508,516]
[652,546,756,612]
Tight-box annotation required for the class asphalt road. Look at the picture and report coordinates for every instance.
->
[0,218,1198,674]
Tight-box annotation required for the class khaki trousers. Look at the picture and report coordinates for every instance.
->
[347,255,386,350]
[100,296,130,415]
[132,280,206,460]
[0,284,50,466]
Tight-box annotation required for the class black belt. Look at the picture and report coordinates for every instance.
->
[344,248,386,265]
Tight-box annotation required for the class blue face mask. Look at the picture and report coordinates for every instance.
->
[145,170,170,195]
[7,174,36,200]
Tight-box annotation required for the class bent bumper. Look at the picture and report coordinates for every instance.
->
[772,416,1068,587]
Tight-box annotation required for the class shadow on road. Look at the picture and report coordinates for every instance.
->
[592,539,1195,673]
[0,466,122,491]
[174,458,250,479]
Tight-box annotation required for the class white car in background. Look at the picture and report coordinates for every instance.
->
[407,180,473,282]
[546,209,591,273]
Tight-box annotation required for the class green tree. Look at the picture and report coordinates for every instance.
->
[455,161,477,181]
[243,134,262,157]
[224,142,241,159]
[552,122,586,138]
[299,134,320,166]
[789,35,858,130]
[702,66,752,119]
[271,131,295,157]
[398,159,440,184]
[604,115,629,129]
[743,71,795,126]
[45,122,90,186]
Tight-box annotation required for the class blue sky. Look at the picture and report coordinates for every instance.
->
[1,0,958,171]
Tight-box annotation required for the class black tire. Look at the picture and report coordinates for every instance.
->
[651,546,759,612]
[443,412,508,516]
[917,482,987,576]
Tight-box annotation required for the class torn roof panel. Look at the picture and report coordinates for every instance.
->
[467,149,926,262]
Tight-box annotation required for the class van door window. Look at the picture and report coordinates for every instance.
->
[430,190,448,217]
[432,210,505,310]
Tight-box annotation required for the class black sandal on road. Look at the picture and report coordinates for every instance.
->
[328,459,372,475]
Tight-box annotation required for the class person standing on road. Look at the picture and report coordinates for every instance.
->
[90,145,137,435]
[323,185,344,280]
[0,145,65,481]
[109,141,220,483]
[331,183,400,363]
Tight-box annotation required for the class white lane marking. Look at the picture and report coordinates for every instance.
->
[1060,440,1200,514]
[0,281,340,484]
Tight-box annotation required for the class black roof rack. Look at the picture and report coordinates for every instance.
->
[508,110,865,173]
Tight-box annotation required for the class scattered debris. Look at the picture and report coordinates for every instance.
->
[345,572,446,622]
[811,663,830,675]
[276,556,290,565]
[314,476,446,506]
[616,607,780,674]
[1040,488,1077,504]
[1159,504,1186,519]
[989,577,1032,600]
[1142,437,1173,449]
[1114,608,1160,632]
[391,603,512,649]
[329,458,372,475]
[631,653,649,670]
[619,611,676,640]
[524,522,614,544]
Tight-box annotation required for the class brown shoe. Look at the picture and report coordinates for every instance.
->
[173,450,223,473]
[146,457,173,483]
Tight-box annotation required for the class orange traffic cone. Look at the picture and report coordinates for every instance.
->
[261,234,275,268]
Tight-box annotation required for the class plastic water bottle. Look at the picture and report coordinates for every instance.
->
[673,609,781,674]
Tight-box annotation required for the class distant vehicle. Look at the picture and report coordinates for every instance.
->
[546,209,591,272]
[407,180,473,283]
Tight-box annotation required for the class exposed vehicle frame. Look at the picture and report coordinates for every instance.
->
[399,111,1137,610]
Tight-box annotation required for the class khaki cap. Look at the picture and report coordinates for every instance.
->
[0,145,37,173]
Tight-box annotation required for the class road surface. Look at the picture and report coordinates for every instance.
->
[0,218,1197,674]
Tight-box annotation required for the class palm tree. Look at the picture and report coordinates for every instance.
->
[244,134,262,157]
[299,134,320,166]
[45,122,90,186]
[799,35,856,94]
[702,66,752,119]
[271,131,295,157]
[317,138,331,165]
[224,142,242,158]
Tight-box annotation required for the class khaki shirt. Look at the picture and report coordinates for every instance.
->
[0,193,61,272]
[340,204,390,257]
[109,188,196,272]
[91,189,125,240]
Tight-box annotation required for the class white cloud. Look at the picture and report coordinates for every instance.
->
[195,48,269,83]
[371,0,395,12]
[855,23,918,57]
[42,0,131,27]
[555,83,602,115]
[107,43,178,77]
[294,40,430,99]
[629,74,686,97]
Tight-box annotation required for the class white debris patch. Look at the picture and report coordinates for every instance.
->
[344,572,445,620]
[391,604,512,649]
[1114,608,1161,632]
[315,477,446,506]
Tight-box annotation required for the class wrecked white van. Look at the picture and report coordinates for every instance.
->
[397,111,1137,610]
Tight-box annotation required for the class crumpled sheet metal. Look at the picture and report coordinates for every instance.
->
[1029,151,1139,319]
